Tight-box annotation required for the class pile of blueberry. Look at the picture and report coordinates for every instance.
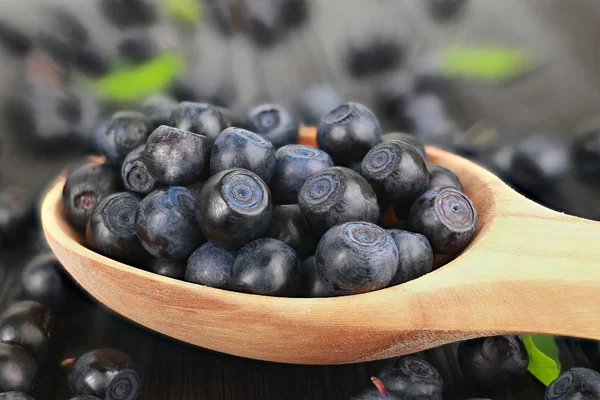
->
[0,250,141,400]
[62,100,477,298]
[351,335,600,399]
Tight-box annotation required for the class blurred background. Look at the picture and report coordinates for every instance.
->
[1,0,600,220]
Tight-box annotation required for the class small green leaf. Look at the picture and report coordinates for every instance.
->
[441,45,533,82]
[164,0,203,25]
[521,334,561,386]
[90,52,183,103]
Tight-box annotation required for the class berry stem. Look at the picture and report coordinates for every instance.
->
[370,376,388,395]
[60,357,75,368]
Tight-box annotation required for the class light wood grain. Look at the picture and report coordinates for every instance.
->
[41,128,600,365]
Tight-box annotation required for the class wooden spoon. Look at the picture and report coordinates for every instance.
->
[41,127,600,365]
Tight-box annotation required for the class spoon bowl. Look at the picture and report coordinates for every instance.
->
[42,130,600,365]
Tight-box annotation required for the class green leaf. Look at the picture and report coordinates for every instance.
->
[90,52,183,103]
[521,334,561,386]
[441,45,533,82]
[164,0,203,25]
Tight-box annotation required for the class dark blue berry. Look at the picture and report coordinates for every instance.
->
[148,258,185,280]
[117,36,157,66]
[298,167,379,235]
[382,132,428,161]
[282,0,309,28]
[136,187,204,260]
[169,102,233,143]
[100,0,157,28]
[510,135,570,191]
[351,377,402,399]
[73,44,111,77]
[0,21,32,56]
[458,336,528,391]
[405,94,457,143]
[99,111,151,165]
[20,253,65,308]
[67,348,140,400]
[196,169,272,250]
[86,192,148,265]
[316,222,398,295]
[210,127,276,184]
[266,205,318,259]
[346,37,404,78]
[185,243,237,289]
[245,104,299,149]
[245,4,285,48]
[270,145,333,205]
[427,164,463,191]
[427,0,469,22]
[138,95,179,132]
[143,125,210,186]
[377,356,443,399]
[0,393,35,400]
[0,187,32,244]
[387,230,433,286]
[0,301,53,360]
[230,238,299,297]
[317,102,382,166]
[409,187,477,254]
[121,145,156,195]
[298,256,335,298]
[572,129,600,183]
[0,343,37,393]
[361,140,429,210]
[293,85,342,126]
[62,163,120,231]
[546,368,600,400]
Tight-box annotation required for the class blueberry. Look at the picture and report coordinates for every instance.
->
[86,192,148,265]
[196,169,272,250]
[204,0,233,37]
[381,132,428,161]
[409,187,477,254]
[210,127,276,183]
[121,145,156,196]
[375,71,413,130]
[73,44,111,77]
[293,84,342,126]
[245,0,285,48]
[143,126,210,186]
[0,187,32,244]
[20,253,65,308]
[169,102,233,143]
[546,368,600,400]
[100,0,157,28]
[136,187,204,260]
[361,140,429,211]
[458,336,528,391]
[0,21,32,56]
[185,242,237,289]
[351,377,402,399]
[316,222,398,295]
[346,37,404,78]
[572,129,600,183]
[377,356,443,399]
[270,145,334,205]
[427,164,463,191]
[282,0,309,28]
[245,103,299,149]
[67,348,140,400]
[298,256,335,298]
[0,343,37,393]
[405,94,456,143]
[62,163,120,231]
[427,0,469,22]
[266,205,318,259]
[117,36,157,66]
[0,393,35,400]
[148,258,185,280]
[298,167,379,235]
[230,238,299,297]
[138,95,179,132]
[0,301,53,360]
[317,102,382,166]
[99,111,151,165]
[387,230,433,286]
[510,135,570,191]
